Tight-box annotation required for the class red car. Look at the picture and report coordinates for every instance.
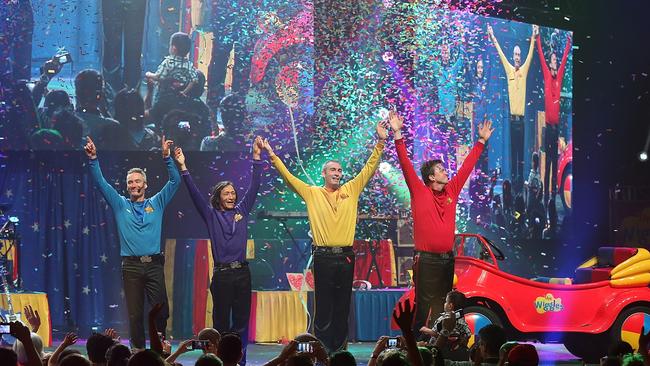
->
[398,233,650,362]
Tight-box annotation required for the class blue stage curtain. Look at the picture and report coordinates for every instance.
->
[0,152,126,334]
[353,290,405,341]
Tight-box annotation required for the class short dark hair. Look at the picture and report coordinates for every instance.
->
[287,353,314,366]
[217,333,243,364]
[330,351,356,366]
[60,354,91,366]
[106,343,131,366]
[210,181,237,210]
[420,159,443,184]
[446,290,466,310]
[195,353,223,366]
[170,32,192,57]
[477,324,507,357]
[50,109,83,148]
[219,93,246,132]
[114,88,145,128]
[74,69,103,107]
[127,350,165,366]
[86,333,116,363]
[0,348,17,366]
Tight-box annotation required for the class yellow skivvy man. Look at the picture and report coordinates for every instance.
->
[262,120,388,353]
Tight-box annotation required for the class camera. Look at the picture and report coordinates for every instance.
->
[191,339,210,350]
[297,342,313,353]
[387,337,400,348]
[178,121,191,130]
[0,323,11,335]
[55,52,72,65]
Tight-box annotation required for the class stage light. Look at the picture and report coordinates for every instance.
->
[639,151,648,162]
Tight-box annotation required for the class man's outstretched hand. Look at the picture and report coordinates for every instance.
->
[478,120,494,143]
[388,110,404,140]
[376,119,390,141]
[84,136,97,159]
[161,135,174,158]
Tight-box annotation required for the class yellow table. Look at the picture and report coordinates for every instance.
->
[252,291,309,342]
[0,292,51,346]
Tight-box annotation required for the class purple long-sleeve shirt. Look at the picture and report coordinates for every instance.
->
[181,160,263,264]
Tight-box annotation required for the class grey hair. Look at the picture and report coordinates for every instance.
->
[321,159,342,172]
[126,168,147,182]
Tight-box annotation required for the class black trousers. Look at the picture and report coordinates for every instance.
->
[210,266,251,365]
[101,0,147,89]
[413,251,455,336]
[313,249,355,353]
[509,115,525,191]
[121,256,169,349]
[543,124,559,202]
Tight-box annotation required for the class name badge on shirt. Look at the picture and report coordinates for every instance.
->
[145,205,154,214]
[447,197,453,205]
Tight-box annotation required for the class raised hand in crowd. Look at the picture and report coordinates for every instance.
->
[105,328,120,341]
[166,339,193,364]
[23,305,41,333]
[48,332,78,366]
[263,340,299,366]
[392,299,423,366]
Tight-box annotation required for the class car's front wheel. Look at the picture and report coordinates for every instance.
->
[463,305,504,347]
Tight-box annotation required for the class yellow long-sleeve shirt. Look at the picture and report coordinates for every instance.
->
[493,34,535,117]
[270,141,385,246]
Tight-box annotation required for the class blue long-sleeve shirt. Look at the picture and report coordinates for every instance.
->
[88,157,180,256]
[181,160,263,264]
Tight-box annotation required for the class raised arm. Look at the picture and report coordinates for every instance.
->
[535,34,549,74]
[264,139,311,198]
[345,121,388,195]
[153,136,181,207]
[558,33,572,78]
[238,136,264,215]
[389,110,423,192]
[174,147,213,223]
[85,136,123,206]
[521,25,538,75]
[447,121,492,197]
[487,24,511,70]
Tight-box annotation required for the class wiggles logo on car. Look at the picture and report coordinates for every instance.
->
[534,293,564,313]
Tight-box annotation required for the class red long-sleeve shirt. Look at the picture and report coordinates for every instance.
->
[536,34,571,125]
[395,138,484,253]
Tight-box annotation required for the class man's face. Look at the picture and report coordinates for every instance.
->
[322,161,343,189]
[550,53,558,75]
[126,172,147,201]
[219,185,237,210]
[476,59,484,78]
[513,45,522,68]
[429,163,448,185]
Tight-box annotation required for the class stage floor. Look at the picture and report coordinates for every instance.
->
[46,340,585,365]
